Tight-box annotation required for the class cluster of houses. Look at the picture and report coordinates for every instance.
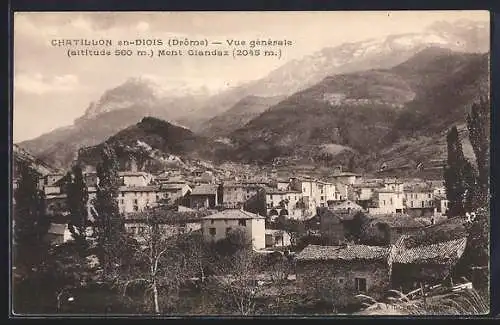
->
[25,162,472,309]
[37,164,451,248]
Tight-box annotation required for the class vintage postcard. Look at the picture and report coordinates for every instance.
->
[12,11,491,316]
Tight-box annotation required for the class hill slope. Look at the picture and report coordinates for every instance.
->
[13,144,58,178]
[227,48,489,173]
[199,95,286,138]
[76,117,224,172]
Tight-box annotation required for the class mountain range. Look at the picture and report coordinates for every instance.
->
[16,19,489,177]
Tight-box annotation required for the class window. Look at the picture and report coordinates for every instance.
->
[338,278,345,284]
[382,200,386,206]
[209,228,216,236]
[320,196,324,201]
[134,199,138,205]
[133,205,139,212]
[120,199,124,204]
[421,201,424,208]
[355,277,367,292]
[410,201,414,208]
[226,227,232,235]
[211,220,215,225]
[390,198,393,205]
[130,226,136,234]
[428,193,432,198]
[238,219,247,227]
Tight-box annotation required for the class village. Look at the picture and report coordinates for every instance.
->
[12,156,488,315]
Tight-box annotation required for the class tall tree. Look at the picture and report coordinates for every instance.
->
[13,162,49,270]
[466,96,490,206]
[93,144,124,279]
[444,126,477,216]
[118,213,197,314]
[66,164,89,252]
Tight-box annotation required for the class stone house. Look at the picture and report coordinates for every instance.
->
[265,187,304,220]
[361,214,425,246]
[403,184,436,217]
[368,189,405,215]
[389,236,468,292]
[295,244,390,307]
[222,182,263,209]
[200,209,266,250]
[289,177,339,215]
[189,184,219,209]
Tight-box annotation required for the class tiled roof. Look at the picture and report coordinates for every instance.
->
[191,184,218,195]
[202,209,265,220]
[392,237,467,264]
[295,244,389,261]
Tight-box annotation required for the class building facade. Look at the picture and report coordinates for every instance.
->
[200,209,266,250]
[295,245,391,307]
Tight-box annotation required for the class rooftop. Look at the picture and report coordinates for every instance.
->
[296,244,389,262]
[202,209,265,220]
[392,237,467,265]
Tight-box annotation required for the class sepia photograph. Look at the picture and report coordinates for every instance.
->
[11,10,491,316]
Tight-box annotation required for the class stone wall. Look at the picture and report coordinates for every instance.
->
[296,259,390,307]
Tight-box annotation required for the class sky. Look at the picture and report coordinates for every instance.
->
[13,11,489,143]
